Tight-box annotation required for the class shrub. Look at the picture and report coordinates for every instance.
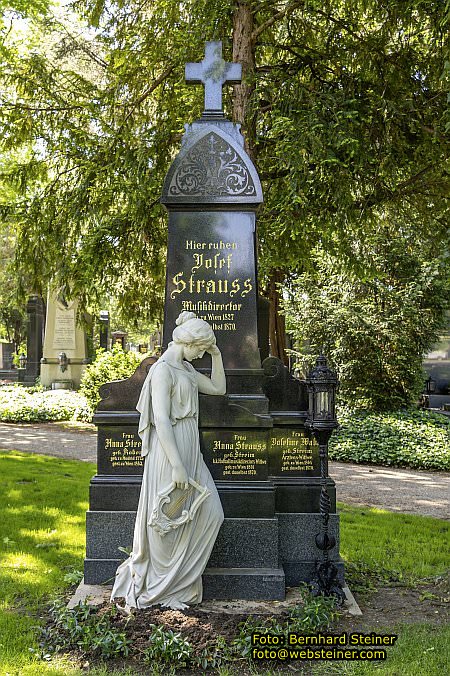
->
[79,346,142,414]
[330,408,450,470]
[0,385,90,423]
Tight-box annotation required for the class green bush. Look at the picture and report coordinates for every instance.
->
[0,385,90,423]
[79,346,142,414]
[330,408,450,470]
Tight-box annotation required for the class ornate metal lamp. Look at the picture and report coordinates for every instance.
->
[18,354,27,370]
[305,354,345,602]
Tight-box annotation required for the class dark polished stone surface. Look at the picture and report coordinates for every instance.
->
[274,478,336,513]
[215,481,275,518]
[96,356,156,412]
[89,476,275,518]
[262,357,308,412]
[163,211,261,371]
[25,295,44,383]
[203,568,285,600]
[161,122,263,206]
[208,518,280,568]
[202,428,269,481]
[90,476,142,511]
[268,428,320,477]
[97,426,143,475]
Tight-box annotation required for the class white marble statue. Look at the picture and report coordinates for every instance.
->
[111,311,225,611]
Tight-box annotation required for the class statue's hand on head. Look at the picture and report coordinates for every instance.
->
[207,344,220,356]
[172,463,189,490]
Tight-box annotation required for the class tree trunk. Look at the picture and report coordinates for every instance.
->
[232,1,256,160]
[232,2,287,363]
[268,269,288,364]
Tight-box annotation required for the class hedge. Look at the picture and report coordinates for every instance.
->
[0,385,91,423]
[330,408,450,471]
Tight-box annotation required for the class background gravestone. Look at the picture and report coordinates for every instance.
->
[21,294,45,384]
[40,291,89,389]
[84,42,343,598]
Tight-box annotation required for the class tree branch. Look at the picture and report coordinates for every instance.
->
[252,0,305,42]
[119,66,174,127]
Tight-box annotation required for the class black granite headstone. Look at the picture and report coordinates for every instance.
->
[99,311,110,350]
[24,295,44,384]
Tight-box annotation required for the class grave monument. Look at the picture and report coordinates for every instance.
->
[21,294,45,384]
[40,290,89,389]
[84,42,343,599]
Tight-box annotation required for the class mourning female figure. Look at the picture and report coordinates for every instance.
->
[111,311,225,610]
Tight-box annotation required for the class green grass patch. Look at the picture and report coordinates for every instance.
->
[330,408,450,471]
[0,451,94,674]
[339,502,450,587]
[313,623,450,675]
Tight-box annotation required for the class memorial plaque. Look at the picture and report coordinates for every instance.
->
[164,211,259,369]
[202,429,268,481]
[52,306,76,350]
[268,428,320,477]
[97,426,143,475]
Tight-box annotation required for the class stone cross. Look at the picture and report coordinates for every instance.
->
[185,41,242,114]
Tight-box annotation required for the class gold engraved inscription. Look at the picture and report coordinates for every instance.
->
[104,432,143,468]
[211,433,266,477]
[271,430,316,472]
[170,239,254,331]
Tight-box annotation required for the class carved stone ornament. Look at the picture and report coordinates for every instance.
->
[167,131,256,198]
[149,479,211,536]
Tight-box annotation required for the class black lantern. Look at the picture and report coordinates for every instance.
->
[305,354,345,603]
[425,376,436,394]
[18,354,27,370]
[305,354,338,440]
[58,352,69,373]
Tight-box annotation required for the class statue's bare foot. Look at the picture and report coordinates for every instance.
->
[115,603,134,618]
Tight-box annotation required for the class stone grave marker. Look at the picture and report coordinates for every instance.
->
[40,291,89,389]
[84,42,342,598]
[21,294,45,384]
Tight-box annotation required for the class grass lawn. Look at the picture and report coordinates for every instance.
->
[0,450,449,675]
[0,451,94,675]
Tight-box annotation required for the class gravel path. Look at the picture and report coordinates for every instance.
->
[0,422,449,520]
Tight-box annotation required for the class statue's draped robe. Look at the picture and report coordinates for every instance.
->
[110,358,224,609]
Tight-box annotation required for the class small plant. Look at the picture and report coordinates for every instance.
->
[344,560,404,595]
[191,636,232,670]
[40,599,131,659]
[142,624,192,667]
[288,586,340,632]
[232,616,285,658]
[63,569,84,586]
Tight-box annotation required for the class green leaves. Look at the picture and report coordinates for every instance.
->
[330,408,450,471]
[283,241,449,410]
